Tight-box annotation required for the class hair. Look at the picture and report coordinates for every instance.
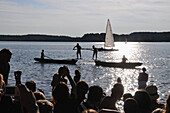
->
[117,77,122,83]
[37,100,54,113]
[0,48,13,56]
[123,93,133,102]
[52,82,70,103]
[124,98,138,113]
[58,67,64,75]
[142,67,146,72]
[111,83,124,98]
[134,90,151,110]
[25,81,36,92]
[88,85,103,102]
[77,80,89,96]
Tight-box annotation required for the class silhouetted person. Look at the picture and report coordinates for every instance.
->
[100,83,124,110]
[134,90,151,113]
[146,85,164,111]
[41,50,44,59]
[74,69,81,84]
[138,67,148,89]
[122,55,128,63]
[78,85,103,112]
[73,43,82,59]
[124,98,138,113]
[0,48,12,85]
[92,45,98,60]
[25,80,46,100]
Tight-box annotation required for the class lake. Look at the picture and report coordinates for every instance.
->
[0,41,169,110]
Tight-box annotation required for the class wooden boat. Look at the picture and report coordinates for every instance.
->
[95,60,142,68]
[34,58,77,65]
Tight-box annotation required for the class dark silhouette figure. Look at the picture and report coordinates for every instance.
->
[74,69,81,84]
[0,48,12,85]
[122,55,128,63]
[134,90,151,113]
[41,50,44,59]
[73,43,82,59]
[138,67,148,89]
[92,45,98,60]
[78,85,103,112]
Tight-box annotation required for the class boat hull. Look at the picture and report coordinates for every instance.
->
[97,48,119,51]
[34,58,77,65]
[95,60,142,68]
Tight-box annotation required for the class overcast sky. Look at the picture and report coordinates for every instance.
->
[0,0,170,37]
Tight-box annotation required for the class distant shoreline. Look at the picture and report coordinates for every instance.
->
[0,31,170,42]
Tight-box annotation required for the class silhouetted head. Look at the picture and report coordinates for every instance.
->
[77,80,89,96]
[123,93,133,102]
[142,67,146,72]
[88,85,103,103]
[117,77,122,83]
[52,82,70,103]
[25,80,36,92]
[124,98,138,113]
[0,48,12,62]
[145,85,159,100]
[134,90,151,110]
[111,83,124,99]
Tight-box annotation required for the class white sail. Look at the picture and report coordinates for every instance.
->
[104,19,115,48]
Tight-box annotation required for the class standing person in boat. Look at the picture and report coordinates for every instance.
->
[138,67,148,89]
[73,43,82,59]
[92,45,98,60]
[41,49,44,59]
[122,55,128,63]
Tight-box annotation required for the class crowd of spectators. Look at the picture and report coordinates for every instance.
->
[0,48,169,113]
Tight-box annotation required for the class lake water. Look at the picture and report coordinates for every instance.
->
[0,41,169,110]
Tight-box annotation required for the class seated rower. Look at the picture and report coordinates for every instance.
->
[122,55,128,63]
[41,50,44,59]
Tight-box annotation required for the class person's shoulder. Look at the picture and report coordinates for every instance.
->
[102,96,112,102]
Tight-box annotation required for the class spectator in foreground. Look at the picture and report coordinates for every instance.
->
[0,48,13,85]
[25,80,46,100]
[78,85,103,113]
[146,85,164,111]
[100,83,124,111]
[134,90,151,113]
[124,98,138,113]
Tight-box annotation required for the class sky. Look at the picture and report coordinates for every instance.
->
[0,0,170,37]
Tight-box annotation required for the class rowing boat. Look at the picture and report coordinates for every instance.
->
[95,60,142,68]
[34,58,77,65]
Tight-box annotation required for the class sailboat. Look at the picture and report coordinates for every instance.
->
[98,19,118,51]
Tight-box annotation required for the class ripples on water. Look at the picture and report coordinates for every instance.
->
[0,41,170,110]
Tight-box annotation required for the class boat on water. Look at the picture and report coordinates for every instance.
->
[34,58,77,65]
[98,19,118,51]
[95,60,142,68]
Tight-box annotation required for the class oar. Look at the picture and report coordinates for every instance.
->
[44,55,53,60]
